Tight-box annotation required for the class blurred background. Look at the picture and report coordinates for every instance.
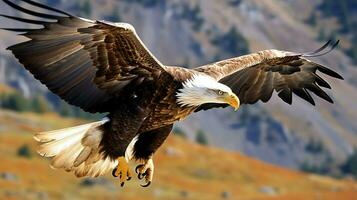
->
[0,0,356,199]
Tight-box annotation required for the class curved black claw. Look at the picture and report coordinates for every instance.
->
[127,176,132,181]
[138,173,145,180]
[141,181,151,187]
[120,182,125,187]
[135,165,144,174]
[112,167,118,177]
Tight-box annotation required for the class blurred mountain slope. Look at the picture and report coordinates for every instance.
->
[0,0,356,171]
[0,109,357,200]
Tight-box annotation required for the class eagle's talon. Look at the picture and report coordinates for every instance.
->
[135,164,144,174]
[112,167,118,177]
[113,156,132,187]
[138,173,144,180]
[141,181,151,187]
[135,158,154,187]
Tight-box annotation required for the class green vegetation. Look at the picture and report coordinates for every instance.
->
[305,12,317,26]
[318,1,354,33]
[1,92,30,112]
[195,130,209,145]
[347,37,357,65]
[317,28,327,41]
[73,0,92,17]
[180,4,204,31]
[0,91,103,120]
[32,96,51,114]
[300,162,329,175]
[124,0,165,8]
[315,0,357,64]
[341,149,357,178]
[305,139,325,154]
[300,152,334,176]
[0,93,50,113]
[172,127,187,138]
[228,0,242,6]
[211,27,249,58]
[105,6,121,22]
[57,100,104,120]
[299,148,357,179]
[299,140,338,177]
[17,144,32,158]
[82,0,92,17]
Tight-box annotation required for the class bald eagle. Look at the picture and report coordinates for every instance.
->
[1,0,343,187]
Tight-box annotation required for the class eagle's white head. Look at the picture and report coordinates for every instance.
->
[176,74,240,110]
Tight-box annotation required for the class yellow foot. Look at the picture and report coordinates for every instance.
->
[112,156,132,187]
[135,158,154,187]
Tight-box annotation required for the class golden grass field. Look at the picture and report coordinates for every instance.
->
[0,110,356,200]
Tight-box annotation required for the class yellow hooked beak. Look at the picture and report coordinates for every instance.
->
[223,93,240,111]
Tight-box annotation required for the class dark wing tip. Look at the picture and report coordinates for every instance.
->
[293,88,316,106]
[317,65,344,80]
[0,14,49,25]
[304,39,332,55]
[278,89,292,105]
[303,39,340,58]
[1,27,37,32]
[323,96,334,104]
[313,74,332,89]
[2,0,65,20]
[306,84,334,104]
[302,39,344,80]
[20,0,73,17]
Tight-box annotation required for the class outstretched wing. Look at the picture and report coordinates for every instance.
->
[1,0,167,113]
[195,40,343,110]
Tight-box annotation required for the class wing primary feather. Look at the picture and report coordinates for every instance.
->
[260,71,274,102]
[311,40,339,57]
[305,88,316,105]
[20,0,73,17]
[313,74,331,89]
[303,40,331,55]
[304,40,340,57]
[278,88,292,105]
[316,65,343,79]
[0,14,50,25]
[3,0,61,19]
[1,28,39,32]
[303,88,315,105]
[306,84,334,103]
[292,88,315,105]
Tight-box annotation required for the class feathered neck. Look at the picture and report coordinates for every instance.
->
[176,74,232,107]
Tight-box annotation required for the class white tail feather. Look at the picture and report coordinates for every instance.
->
[35,119,117,177]
[34,122,103,142]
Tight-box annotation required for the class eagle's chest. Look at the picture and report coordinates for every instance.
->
[139,81,196,132]
[141,104,195,132]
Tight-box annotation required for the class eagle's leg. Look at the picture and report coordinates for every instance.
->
[112,156,132,186]
[136,158,154,187]
[133,125,173,187]
[101,104,149,187]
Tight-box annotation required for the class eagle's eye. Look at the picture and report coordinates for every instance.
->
[218,90,224,95]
